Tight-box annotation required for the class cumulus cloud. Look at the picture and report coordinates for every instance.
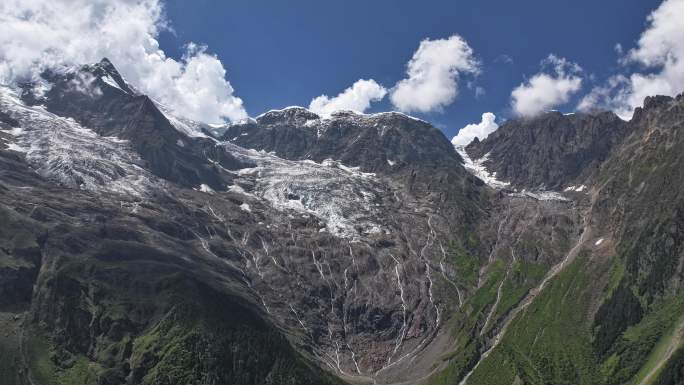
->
[308,79,387,116]
[577,74,630,115]
[67,72,103,98]
[579,0,684,118]
[0,0,247,123]
[451,112,499,147]
[390,35,479,113]
[511,55,583,117]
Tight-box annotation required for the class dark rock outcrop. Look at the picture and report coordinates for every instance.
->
[466,110,630,189]
[222,108,464,174]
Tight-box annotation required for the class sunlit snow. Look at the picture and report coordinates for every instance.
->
[0,86,160,196]
[454,145,510,189]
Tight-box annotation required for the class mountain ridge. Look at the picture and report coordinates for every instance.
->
[0,59,683,385]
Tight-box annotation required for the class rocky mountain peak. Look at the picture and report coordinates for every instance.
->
[643,94,675,111]
[256,106,320,125]
[13,59,247,191]
[631,92,684,124]
[466,109,630,190]
[222,108,462,174]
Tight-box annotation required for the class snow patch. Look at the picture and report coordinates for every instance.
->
[0,86,159,196]
[103,136,128,144]
[220,141,383,239]
[368,111,428,124]
[6,142,26,153]
[255,106,311,119]
[455,146,510,189]
[240,203,251,212]
[196,184,214,194]
[152,100,211,139]
[595,238,604,246]
[564,184,587,192]
[101,75,125,93]
[227,184,257,198]
[254,107,427,125]
[30,79,52,99]
[304,119,321,128]
[7,126,24,136]
[510,190,570,202]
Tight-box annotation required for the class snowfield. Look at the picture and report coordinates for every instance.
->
[0,86,160,197]
[455,145,511,189]
[219,142,386,239]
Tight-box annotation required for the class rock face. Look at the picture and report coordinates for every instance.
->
[222,108,463,174]
[465,111,630,190]
[589,95,684,360]
[451,96,684,385]
[1,58,684,385]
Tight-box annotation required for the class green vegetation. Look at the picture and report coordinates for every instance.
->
[651,345,684,385]
[425,261,504,385]
[469,260,505,314]
[427,340,478,385]
[452,250,480,287]
[25,329,58,385]
[466,255,601,385]
[25,329,100,385]
[605,258,626,299]
[426,257,554,385]
[601,291,684,385]
[427,259,531,385]
[493,261,547,322]
[428,246,684,385]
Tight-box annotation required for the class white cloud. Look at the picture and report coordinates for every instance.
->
[577,75,630,116]
[390,35,479,113]
[511,55,583,117]
[67,72,103,98]
[623,0,684,111]
[451,112,498,147]
[0,0,247,123]
[579,0,684,118]
[308,79,387,116]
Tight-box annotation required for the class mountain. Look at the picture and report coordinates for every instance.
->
[0,59,683,385]
[23,58,247,191]
[452,95,684,385]
[465,110,631,190]
[222,107,464,173]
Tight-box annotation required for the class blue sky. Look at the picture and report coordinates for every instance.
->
[158,0,663,138]
[3,0,678,140]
